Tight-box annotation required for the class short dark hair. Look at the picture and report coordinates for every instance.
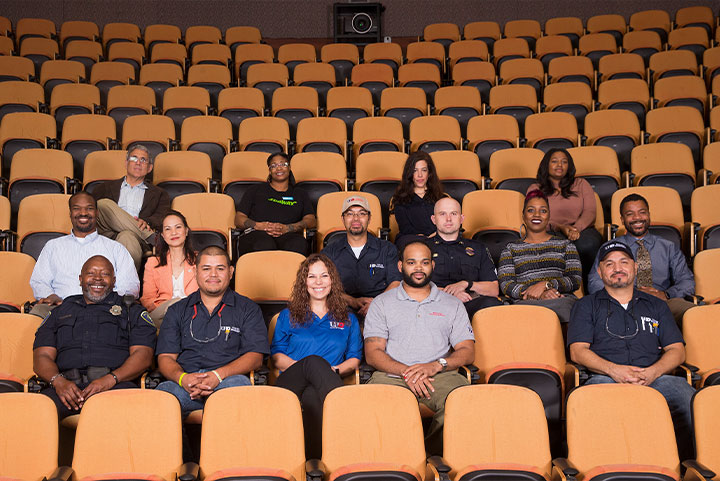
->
[619,193,649,215]
[399,240,432,261]
[126,143,153,164]
[68,190,97,208]
[196,245,231,266]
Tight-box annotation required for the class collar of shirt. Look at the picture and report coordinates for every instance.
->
[433,234,463,246]
[66,291,122,308]
[341,233,379,254]
[597,286,653,310]
[396,282,440,304]
[69,230,99,243]
[187,288,237,313]
[623,232,657,249]
[121,177,149,190]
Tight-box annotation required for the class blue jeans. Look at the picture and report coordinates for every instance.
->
[586,374,695,460]
[157,371,252,418]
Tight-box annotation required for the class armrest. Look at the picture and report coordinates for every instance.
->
[564,363,579,391]
[144,369,166,389]
[253,365,270,385]
[177,461,200,481]
[458,364,480,383]
[47,465,74,481]
[306,458,327,481]
[682,460,716,481]
[427,456,452,481]
[359,363,376,384]
[568,362,591,385]
[552,458,579,477]
[27,375,48,393]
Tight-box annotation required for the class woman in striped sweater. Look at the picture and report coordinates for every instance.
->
[498,189,582,323]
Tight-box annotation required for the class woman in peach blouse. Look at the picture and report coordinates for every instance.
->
[141,210,198,325]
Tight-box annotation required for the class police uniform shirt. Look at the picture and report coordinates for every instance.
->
[567,288,684,368]
[237,183,314,224]
[156,289,270,373]
[430,236,498,288]
[33,292,157,372]
[322,234,402,298]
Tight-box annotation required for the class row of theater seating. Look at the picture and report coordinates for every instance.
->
[3,384,718,481]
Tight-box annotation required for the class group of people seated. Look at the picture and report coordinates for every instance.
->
[22,144,701,461]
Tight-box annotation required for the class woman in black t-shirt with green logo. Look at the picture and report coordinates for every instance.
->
[235,153,317,256]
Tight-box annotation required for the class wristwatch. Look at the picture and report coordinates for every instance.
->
[437,358,448,372]
[545,281,552,291]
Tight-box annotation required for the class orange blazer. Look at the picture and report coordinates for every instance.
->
[140,256,198,311]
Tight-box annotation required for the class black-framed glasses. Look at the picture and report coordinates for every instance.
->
[269,162,289,169]
[604,301,639,339]
[343,211,368,219]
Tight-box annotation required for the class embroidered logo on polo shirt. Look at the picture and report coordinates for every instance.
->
[329,321,346,329]
[429,312,445,317]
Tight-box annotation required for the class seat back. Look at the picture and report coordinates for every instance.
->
[154,151,211,199]
[682,305,720,378]
[0,312,41,382]
[431,150,483,202]
[295,116,346,155]
[409,115,461,152]
[221,151,271,209]
[72,389,183,480]
[598,53,646,81]
[692,185,720,251]
[524,111,578,151]
[566,384,680,476]
[692,385,720,474]
[16,193,71,259]
[291,151,347,210]
[547,55,594,85]
[322,385,427,477]
[83,149,128,193]
[234,250,305,301]
[352,116,404,157]
[9,148,72,213]
[356,151,406,224]
[610,187,684,245]
[237,116,289,153]
[0,392,58,480]
[444,384,552,479]
[171,193,236,252]
[200,386,306,480]
[488,147,543,191]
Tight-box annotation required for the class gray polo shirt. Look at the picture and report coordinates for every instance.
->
[364,282,475,366]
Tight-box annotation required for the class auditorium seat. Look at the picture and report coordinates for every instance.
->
[102,22,141,49]
[380,87,428,138]
[184,25,221,55]
[351,116,404,158]
[623,30,663,65]
[0,16,11,37]
[277,42,316,78]
[492,37,530,68]
[423,22,460,51]
[598,52,646,81]
[542,82,593,131]
[162,85,211,136]
[578,33,617,67]
[461,189,525,265]
[362,42,403,75]
[668,27,709,63]
[688,383,720,479]
[568,145,621,219]
[355,151,406,225]
[150,42,188,72]
[535,35,573,69]
[19,37,59,75]
[499,58,544,97]
[106,41,145,75]
[433,85,482,136]
[187,64,231,107]
[61,113,116,176]
[0,81,43,123]
[291,151,347,211]
[121,114,176,160]
[271,85,318,138]
[683,306,720,386]
[222,151,270,209]
[583,109,641,172]
[180,115,234,179]
[106,84,156,135]
[649,50,699,81]
[237,116,289,153]
[71,390,185,481]
[295,116,347,156]
[505,19,542,51]
[653,75,706,117]
[217,87,264,138]
[488,147,544,193]
[83,149,127,194]
[293,62,336,107]
[246,62,289,109]
[587,14,627,44]
[90,61,135,105]
[39,59,85,98]
[463,21,502,52]
[326,86,373,135]
[545,16,584,48]
[191,43,231,67]
[320,42,359,84]
[629,8,671,44]
[316,191,383,248]
[16,17,55,46]
[406,40,446,74]
[703,47,720,86]
[431,150,484,202]
[524,111,578,152]
[153,151,212,200]
[691,184,720,251]
[645,106,705,169]
[234,43,274,82]
[234,250,305,321]
[0,255,35,313]
[596,78,650,127]
[225,26,262,53]
[466,114,520,175]
[0,392,59,479]
[143,23,182,55]
[64,40,102,77]
[0,111,56,174]
[675,6,714,34]
[448,40,490,68]
[16,193,71,259]
[487,84,538,132]
[172,192,237,255]
[0,314,42,391]
[351,63,394,106]
[49,82,101,130]
[547,55,594,86]
[0,36,13,56]
[408,115,461,153]
[199,386,306,481]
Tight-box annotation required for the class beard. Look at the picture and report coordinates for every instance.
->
[82,285,111,303]
[403,270,432,288]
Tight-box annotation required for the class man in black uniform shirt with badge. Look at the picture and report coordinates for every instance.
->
[33,255,156,419]
[428,197,502,317]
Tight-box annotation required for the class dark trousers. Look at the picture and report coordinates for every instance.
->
[275,355,343,459]
[464,295,503,318]
[236,230,308,257]
[40,381,137,419]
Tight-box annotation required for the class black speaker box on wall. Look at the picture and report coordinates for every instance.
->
[333,2,384,45]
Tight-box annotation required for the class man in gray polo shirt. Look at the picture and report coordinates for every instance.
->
[364,241,475,455]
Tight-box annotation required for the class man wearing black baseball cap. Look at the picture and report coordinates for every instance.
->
[567,240,695,460]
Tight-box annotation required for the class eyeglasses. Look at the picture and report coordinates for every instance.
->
[128,155,150,164]
[269,162,289,169]
[189,303,227,343]
[343,211,369,219]
[604,301,639,340]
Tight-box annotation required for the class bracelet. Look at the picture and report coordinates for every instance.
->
[212,370,223,383]
[109,372,119,385]
[465,280,474,293]
[49,373,64,386]
[178,372,187,387]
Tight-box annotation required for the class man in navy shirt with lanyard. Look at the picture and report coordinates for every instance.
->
[156,246,269,417]
[568,241,695,460]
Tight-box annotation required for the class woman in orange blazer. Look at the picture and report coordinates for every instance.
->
[141,211,198,325]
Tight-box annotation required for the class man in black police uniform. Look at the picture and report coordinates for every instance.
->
[568,240,695,460]
[33,255,156,419]
[322,195,401,316]
[156,245,269,418]
[428,197,501,316]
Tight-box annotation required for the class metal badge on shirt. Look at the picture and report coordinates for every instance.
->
[110,305,122,316]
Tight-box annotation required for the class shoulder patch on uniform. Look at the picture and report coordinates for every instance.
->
[140,310,156,327]
[39,311,51,327]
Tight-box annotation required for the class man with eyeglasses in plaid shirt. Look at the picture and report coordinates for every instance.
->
[568,240,695,460]
[92,143,171,270]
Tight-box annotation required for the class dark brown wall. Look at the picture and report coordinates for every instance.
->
[0,0,717,39]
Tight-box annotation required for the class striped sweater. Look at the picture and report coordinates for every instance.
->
[498,237,582,299]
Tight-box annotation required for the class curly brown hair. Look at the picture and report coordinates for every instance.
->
[288,253,349,327]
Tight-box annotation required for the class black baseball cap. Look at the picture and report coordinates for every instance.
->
[596,241,634,264]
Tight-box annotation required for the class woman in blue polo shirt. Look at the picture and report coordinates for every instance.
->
[271,253,362,459]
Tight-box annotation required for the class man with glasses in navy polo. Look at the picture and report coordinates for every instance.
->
[92,143,171,270]
[155,246,269,418]
[568,240,695,460]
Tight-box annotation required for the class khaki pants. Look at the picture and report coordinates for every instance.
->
[149,298,182,328]
[368,370,468,455]
[96,199,154,270]
[668,297,697,327]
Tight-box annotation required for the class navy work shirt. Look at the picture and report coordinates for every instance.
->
[429,236,498,287]
[33,292,157,372]
[156,289,270,372]
[567,288,684,368]
[322,234,402,298]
